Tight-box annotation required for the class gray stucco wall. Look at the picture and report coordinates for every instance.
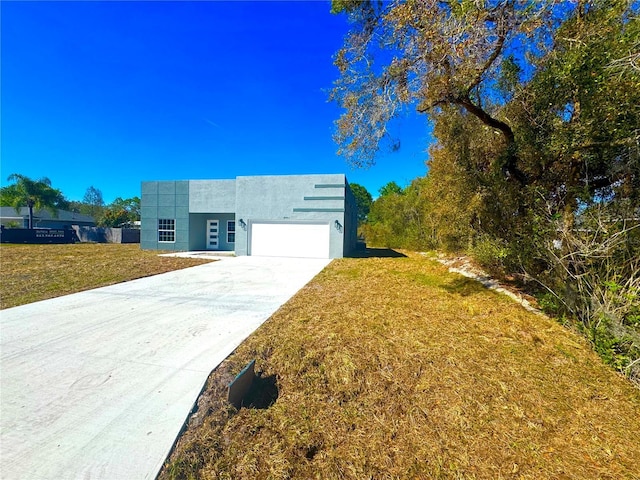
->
[189,180,236,213]
[234,174,348,258]
[141,181,190,251]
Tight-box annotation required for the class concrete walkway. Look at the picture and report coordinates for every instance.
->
[0,256,330,480]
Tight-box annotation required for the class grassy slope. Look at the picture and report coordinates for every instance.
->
[0,243,213,309]
[162,252,640,480]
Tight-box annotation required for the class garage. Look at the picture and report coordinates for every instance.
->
[250,222,330,258]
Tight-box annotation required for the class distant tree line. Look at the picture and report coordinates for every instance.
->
[332,0,640,382]
[1,175,140,228]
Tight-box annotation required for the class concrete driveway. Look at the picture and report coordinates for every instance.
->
[0,256,330,480]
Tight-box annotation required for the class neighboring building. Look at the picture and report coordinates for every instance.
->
[141,174,357,259]
[0,207,95,229]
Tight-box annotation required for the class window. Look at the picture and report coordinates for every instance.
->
[158,219,175,242]
[227,220,236,243]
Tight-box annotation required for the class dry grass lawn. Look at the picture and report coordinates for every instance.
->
[0,243,213,309]
[161,251,640,480]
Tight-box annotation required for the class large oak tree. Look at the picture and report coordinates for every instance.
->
[330,0,639,202]
[330,0,555,184]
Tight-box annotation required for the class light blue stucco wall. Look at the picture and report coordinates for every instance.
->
[141,181,189,251]
[187,180,237,251]
[189,180,236,213]
[233,174,351,258]
[188,213,236,251]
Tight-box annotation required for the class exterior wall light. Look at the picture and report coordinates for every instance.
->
[238,218,247,230]
[334,220,343,233]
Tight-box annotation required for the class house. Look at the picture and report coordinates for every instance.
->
[140,174,357,259]
[0,207,95,229]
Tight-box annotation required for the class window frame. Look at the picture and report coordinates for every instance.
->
[227,220,236,244]
[158,218,176,243]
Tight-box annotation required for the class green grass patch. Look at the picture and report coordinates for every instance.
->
[0,243,213,309]
[161,252,640,479]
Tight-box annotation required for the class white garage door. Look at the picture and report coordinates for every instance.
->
[250,222,330,258]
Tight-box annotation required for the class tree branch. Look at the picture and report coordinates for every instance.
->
[466,32,506,96]
[454,96,513,143]
[572,135,639,151]
[417,92,527,184]
[456,96,527,185]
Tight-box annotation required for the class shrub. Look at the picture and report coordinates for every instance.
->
[468,234,510,276]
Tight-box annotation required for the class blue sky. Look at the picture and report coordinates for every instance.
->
[1,1,432,203]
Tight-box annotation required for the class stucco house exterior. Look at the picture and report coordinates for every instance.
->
[140,174,357,259]
[0,207,95,229]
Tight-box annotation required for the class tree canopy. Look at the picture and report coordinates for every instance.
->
[0,174,66,228]
[378,181,404,197]
[99,196,141,227]
[349,183,373,224]
[513,1,640,210]
[1,175,142,229]
[81,186,105,220]
[330,0,638,199]
[330,0,557,183]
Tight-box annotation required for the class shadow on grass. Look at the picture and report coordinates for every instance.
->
[349,247,407,258]
[441,276,488,296]
[243,373,279,409]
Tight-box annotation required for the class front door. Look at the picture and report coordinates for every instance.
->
[206,219,219,249]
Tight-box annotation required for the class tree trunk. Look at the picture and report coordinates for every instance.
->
[27,201,34,229]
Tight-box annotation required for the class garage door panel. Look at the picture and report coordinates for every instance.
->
[250,223,330,258]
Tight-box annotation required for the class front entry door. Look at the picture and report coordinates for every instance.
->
[206,220,219,249]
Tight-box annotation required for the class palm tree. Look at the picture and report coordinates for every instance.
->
[0,174,66,229]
